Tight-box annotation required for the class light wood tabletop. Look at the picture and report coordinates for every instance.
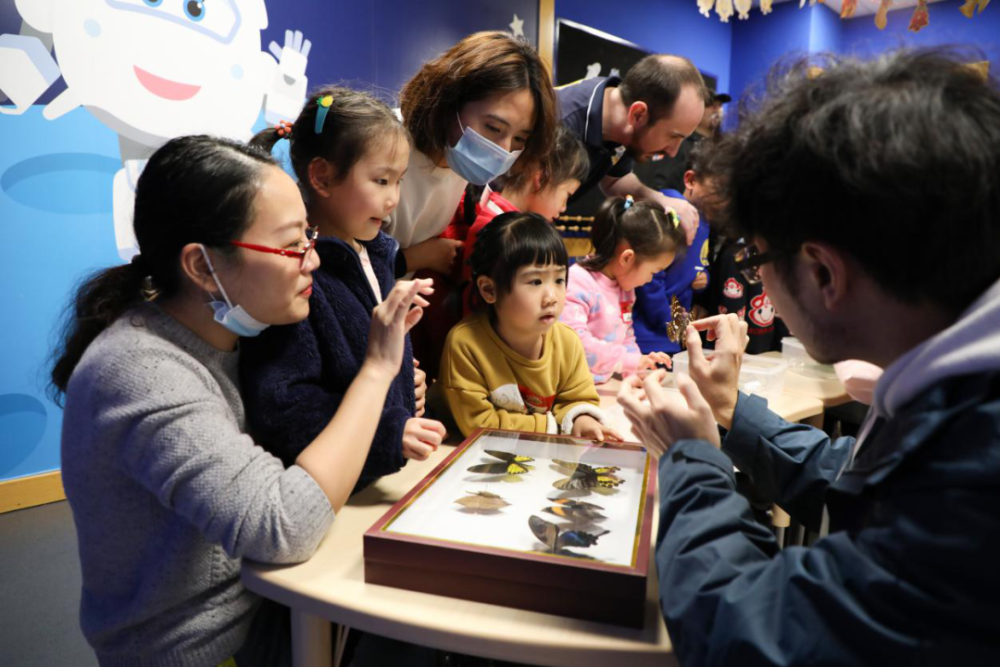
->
[759,352,851,408]
[243,439,677,667]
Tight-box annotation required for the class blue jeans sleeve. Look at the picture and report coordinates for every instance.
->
[722,392,854,529]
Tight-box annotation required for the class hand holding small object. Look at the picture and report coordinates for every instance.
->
[639,351,672,371]
[686,314,749,429]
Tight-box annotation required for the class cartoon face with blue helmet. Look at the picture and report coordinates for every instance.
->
[0,0,311,259]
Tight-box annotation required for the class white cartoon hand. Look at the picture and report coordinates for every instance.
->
[0,34,60,115]
[264,29,311,124]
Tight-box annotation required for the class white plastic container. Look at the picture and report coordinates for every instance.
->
[781,337,839,380]
[781,337,811,369]
[671,350,788,397]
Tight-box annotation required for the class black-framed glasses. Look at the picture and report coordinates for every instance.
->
[733,244,774,284]
[230,226,319,269]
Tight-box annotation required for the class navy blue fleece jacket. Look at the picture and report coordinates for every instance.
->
[240,232,413,490]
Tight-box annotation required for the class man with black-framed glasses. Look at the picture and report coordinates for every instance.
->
[619,49,1000,666]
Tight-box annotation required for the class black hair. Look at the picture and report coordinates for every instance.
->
[468,211,569,309]
[50,135,276,402]
[501,123,590,194]
[710,47,1000,310]
[619,54,707,122]
[578,197,686,272]
[250,85,408,190]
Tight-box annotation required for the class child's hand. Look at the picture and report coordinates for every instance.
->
[639,352,672,370]
[691,271,708,290]
[571,414,624,443]
[402,417,447,461]
[365,279,434,377]
[413,358,427,418]
[405,237,465,274]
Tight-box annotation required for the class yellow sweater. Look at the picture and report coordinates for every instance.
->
[440,312,607,437]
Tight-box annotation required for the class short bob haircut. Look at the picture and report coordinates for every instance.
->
[468,211,569,308]
[399,31,558,183]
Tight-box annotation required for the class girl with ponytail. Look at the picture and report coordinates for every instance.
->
[560,195,684,384]
[51,134,431,666]
[241,85,446,490]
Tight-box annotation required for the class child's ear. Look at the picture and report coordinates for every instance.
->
[532,170,545,193]
[619,248,636,267]
[477,276,498,304]
[683,170,696,191]
[308,157,336,197]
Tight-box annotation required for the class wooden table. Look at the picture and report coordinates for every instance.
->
[243,443,677,667]
[595,377,826,434]
[243,378,826,667]
[759,352,851,409]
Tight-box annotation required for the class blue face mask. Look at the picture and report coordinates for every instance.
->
[445,113,524,186]
[199,246,271,338]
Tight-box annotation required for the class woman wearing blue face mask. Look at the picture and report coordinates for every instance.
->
[386,31,559,276]
[50,135,432,667]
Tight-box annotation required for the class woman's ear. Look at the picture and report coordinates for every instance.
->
[178,243,220,295]
[477,275,498,305]
[308,157,336,197]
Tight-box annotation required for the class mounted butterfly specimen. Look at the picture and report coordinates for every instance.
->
[665,295,693,349]
[528,515,609,558]
[467,450,535,476]
[454,490,511,512]
[542,498,607,523]
[552,460,624,490]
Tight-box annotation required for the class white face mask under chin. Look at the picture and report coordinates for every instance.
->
[198,245,271,338]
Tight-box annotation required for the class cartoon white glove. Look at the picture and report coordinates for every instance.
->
[264,29,311,124]
[0,34,60,115]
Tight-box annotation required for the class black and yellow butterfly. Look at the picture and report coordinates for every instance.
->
[542,498,607,522]
[552,460,624,490]
[529,515,608,556]
[467,450,535,475]
[666,295,693,349]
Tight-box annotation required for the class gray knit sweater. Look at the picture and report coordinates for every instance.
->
[61,303,334,667]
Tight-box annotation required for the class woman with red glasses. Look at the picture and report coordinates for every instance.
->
[49,135,432,667]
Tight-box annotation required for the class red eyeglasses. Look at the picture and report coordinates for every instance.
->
[230,226,319,268]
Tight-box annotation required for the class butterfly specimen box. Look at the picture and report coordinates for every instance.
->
[364,429,657,628]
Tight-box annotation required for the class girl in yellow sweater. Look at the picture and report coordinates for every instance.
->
[440,212,621,441]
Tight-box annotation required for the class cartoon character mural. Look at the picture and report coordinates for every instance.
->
[0,0,311,260]
[0,0,310,479]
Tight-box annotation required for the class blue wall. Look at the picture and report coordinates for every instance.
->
[0,0,536,482]
[555,0,734,96]
[841,0,1000,69]
[729,1,814,109]
[730,0,999,112]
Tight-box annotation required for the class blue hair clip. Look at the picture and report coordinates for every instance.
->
[315,94,333,134]
[623,194,635,210]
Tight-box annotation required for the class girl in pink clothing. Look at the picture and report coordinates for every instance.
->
[561,196,685,383]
